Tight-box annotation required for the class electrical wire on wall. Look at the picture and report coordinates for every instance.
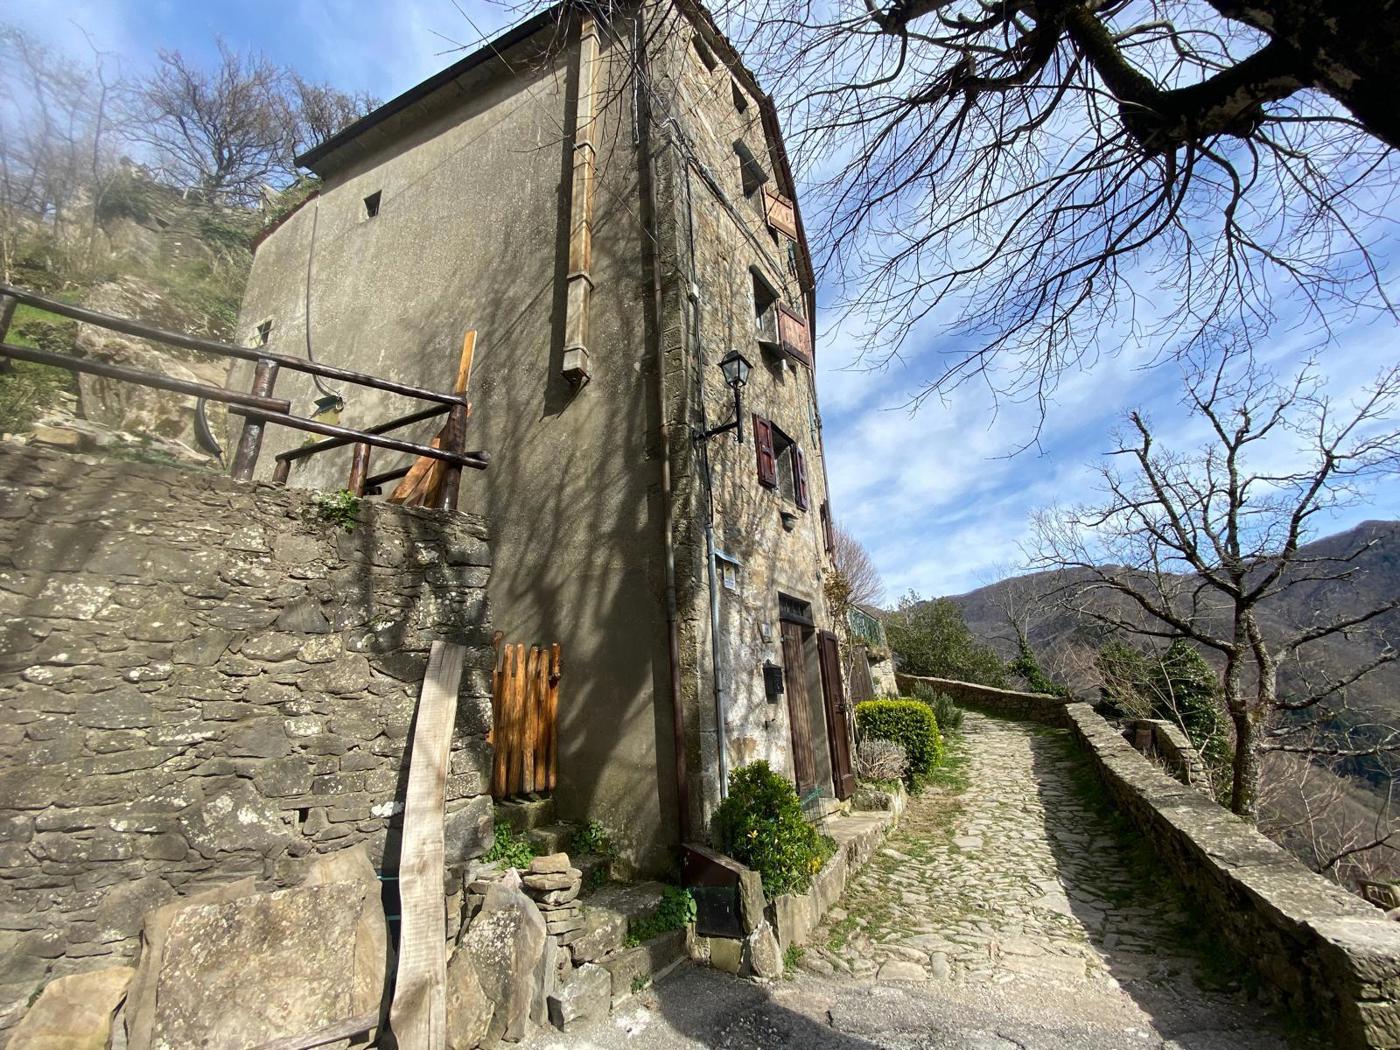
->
[301,197,346,412]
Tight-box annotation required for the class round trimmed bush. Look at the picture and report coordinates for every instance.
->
[712,761,835,897]
[855,699,944,790]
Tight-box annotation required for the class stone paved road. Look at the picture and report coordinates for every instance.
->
[528,713,1315,1050]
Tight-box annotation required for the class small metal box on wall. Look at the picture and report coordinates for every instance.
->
[681,844,747,939]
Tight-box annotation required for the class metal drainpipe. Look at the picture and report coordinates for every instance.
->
[637,16,691,845]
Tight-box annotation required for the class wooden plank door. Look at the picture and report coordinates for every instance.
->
[781,620,817,794]
[819,630,856,800]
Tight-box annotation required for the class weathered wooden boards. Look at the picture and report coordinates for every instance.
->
[388,330,475,507]
[388,641,465,1050]
[489,637,562,799]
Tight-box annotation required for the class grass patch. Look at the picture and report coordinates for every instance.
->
[924,734,971,794]
[826,913,859,952]
[782,944,804,977]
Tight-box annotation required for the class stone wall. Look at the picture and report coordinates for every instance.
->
[1122,718,1214,797]
[1066,703,1400,1050]
[895,674,1072,725]
[0,445,496,1038]
[647,4,839,823]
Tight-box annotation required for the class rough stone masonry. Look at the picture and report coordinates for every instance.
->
[0,444,498,1038]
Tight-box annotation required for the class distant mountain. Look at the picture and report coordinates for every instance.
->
[947,520,1400,757]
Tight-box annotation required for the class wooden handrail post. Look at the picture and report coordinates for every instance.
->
[273,459,291,485]
[435,402,468,512]
[0,295,15,374]
[348,442,372,497]
[231,358,280,481]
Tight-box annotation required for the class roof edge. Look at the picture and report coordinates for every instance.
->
[295,2,567,173]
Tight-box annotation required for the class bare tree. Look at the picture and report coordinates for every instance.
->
[1030,352,1400,817]
[1259,747,1400,890]
[832,523,885,609]
[289,75,379,158]
[712,1,1400,419]
[131,40,294,204]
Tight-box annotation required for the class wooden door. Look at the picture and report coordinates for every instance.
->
[781,620,817,794]
[819,630,856,800]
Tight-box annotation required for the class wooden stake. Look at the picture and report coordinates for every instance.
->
[389,331,476,507]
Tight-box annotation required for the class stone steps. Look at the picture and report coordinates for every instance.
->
[495,796,556,833]
[526,822,576,854]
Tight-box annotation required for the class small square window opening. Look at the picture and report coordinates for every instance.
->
[731,81,749,114]
[363,191,382,219]
[692,35,718,72]
[256,320,273,346]
[733,140,767,198]
[751,269,780,350]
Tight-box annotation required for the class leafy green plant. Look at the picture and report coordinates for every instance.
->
[627,886,695,945]
[909,682,965,735]
[310,489,359,532]
[712,761,836,897]
[855,699,944,790]
[630,973,650,995]
[883,594,1006,686]
[482,823,536,869]
[571,819,614,858]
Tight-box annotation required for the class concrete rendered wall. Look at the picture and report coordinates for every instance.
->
[234,13,681,869]
[644,2,839,827]
[0,445,495,1039]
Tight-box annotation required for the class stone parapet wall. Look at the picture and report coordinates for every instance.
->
[0,446,496,1037]
[1122,718,1214,796]
[896,673,1071,725]
[1065,702,1400,1050]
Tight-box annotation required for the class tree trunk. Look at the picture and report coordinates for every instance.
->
[1230,709,1259,818]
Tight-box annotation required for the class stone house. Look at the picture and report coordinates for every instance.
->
[847,604,899,701]
[234,0,853,868]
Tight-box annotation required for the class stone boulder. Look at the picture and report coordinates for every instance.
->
[9,966,134,1050]
[445,943,493,1050]
[459,869,547,1044]
[747,921,782,979]
[546,963,610,1032]
[124,852,387,1050]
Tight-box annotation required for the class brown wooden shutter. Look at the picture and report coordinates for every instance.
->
[818,630,856,800]
[820,501,834,553]
[764,187,798,241]
[793,445,810,510]
[776,304,812,368]
[753,415,777,489]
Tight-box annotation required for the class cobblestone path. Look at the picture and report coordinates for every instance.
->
[792,711,1312,1046]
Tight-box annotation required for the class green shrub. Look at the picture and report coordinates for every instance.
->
[482,823,535,869]
[855,699,944,789]
[713,761,835,897]
[909,681,965,734]
[627,886,696,945]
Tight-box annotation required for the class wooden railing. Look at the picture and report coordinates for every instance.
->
[490,636,563,799]
[0,283,488,510]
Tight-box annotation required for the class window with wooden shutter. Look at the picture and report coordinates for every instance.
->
[820,501,834,553]
[764,187,798,241]
[776,303,812,368]
[753,415,777,489]
[793,446,810,511]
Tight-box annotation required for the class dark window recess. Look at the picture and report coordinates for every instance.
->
[733,140,767,198]
[693,35,718,72]
[731,80,749,113]
[256,320,273,346]
[363,191,382,218]
[778,592,815,626]
[772,425,797,504]
[752,269,780,351]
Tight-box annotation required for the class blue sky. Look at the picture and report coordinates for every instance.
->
[13,0,1400,601]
